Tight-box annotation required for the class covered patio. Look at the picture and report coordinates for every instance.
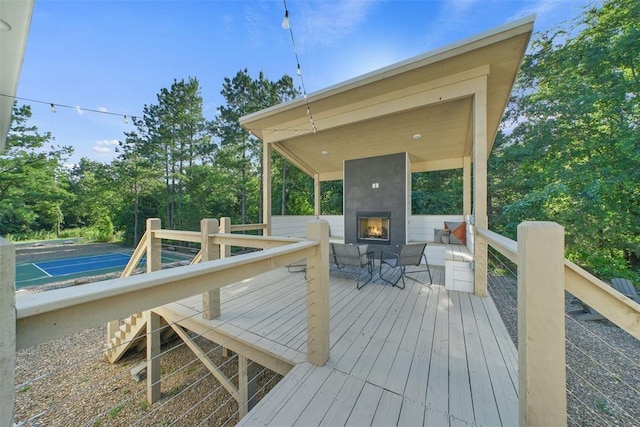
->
[240,16,535,297]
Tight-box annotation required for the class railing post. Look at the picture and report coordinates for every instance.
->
[202,218,221,320]
[0,238,15,426]
[306,220,330,366]
[145,218,162,403]
[219,217,231,259]
[517,221,567,426]
[473,215,488,296]
[238,355,257,418]
[146,218,162,273]
[146,310,161,403]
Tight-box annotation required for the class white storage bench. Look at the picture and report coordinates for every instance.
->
[443,244,474,293]
[421,242,474,293]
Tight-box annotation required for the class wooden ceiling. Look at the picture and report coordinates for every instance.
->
[240,16,534,182]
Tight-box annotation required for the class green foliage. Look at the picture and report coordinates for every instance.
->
[412,170,463,214]
[0,104,73,236]
[214,69,300,224]
[91,213,115,242]
[107,404,124,418]
[320,180,343,215]
[491,0,640,280]
[271,153,314,215]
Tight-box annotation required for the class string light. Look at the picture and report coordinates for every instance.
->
[0,93,137,123]
[281,0,317,134]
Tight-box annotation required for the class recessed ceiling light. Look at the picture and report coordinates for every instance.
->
[412,133,422,140]
[0,19,11,31]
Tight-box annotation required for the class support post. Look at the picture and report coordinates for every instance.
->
[146,310,161,403]
[472,80,488,296]
[238,355,258,418]
[518,221,567,426]
[146,218,162,273]
[314,174,321,216]
[201,218,221,320]
[0,238,15,426]
[306,220,330,365]
[219,217,231,259]
[463,156,471,216]
[263,141,272,236]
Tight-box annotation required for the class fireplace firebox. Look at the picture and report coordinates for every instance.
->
[357,211,390,243]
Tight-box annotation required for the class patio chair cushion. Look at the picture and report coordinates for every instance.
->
[445,221,466,245]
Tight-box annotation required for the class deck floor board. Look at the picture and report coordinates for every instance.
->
[157,264,518,426]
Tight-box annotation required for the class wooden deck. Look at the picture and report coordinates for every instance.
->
[157,263,518,426]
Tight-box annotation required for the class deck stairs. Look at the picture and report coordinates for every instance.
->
[105,312,147,363]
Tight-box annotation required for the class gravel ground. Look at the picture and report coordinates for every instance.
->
[14,326,281,426]
[13,242,282,426]
[488,273,640,426]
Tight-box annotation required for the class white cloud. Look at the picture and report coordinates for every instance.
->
[92,139,119,155]
[294,0,380,49]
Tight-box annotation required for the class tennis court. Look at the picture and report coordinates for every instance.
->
[16,251,189,289]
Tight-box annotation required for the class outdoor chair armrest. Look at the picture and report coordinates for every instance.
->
[380,251,400,267]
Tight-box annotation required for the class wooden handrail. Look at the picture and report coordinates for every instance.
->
[16,240,318,351]
[229,223,267,232]
[564,260,640,339]
[211,233,302,249]
[121,230,149,278]
[475,227,516,262]
[152,229,200,242]
[476,226,640,339]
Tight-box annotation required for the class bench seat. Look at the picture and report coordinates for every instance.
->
[414,241,474,293]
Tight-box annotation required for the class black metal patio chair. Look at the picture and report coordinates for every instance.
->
[380,243,432,289]
[331,243,375,289]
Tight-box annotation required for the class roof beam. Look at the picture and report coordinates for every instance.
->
[261,66,490,144]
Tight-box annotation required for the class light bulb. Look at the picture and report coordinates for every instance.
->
[296,65,302,76]
[124,115,129,124]
[282,10,290,29]
[50,103,56,113]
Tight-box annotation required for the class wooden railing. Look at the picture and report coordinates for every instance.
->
[6,219,640,426]
[476,222,640,426]
[2,219,330,425]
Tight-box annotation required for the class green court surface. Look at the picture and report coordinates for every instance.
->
[16,252,191,289]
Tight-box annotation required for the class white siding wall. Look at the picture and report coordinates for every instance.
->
[271,215,345,239]
[271,215,473,266]
[318,215,344,238]
[271,215,469,243]
[271,216,316,238]
[408,215,465,242]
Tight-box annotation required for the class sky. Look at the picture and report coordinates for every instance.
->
[15,0,596,165]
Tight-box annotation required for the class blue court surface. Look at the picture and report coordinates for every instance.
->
[16,251,190,289]
[34,253,132,277]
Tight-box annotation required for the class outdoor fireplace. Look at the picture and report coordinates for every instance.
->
[357,211,390,243]
[345,153,408,253]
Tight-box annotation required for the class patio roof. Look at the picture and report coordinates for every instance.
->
[240,16,534,182]
[0,0,34,152]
